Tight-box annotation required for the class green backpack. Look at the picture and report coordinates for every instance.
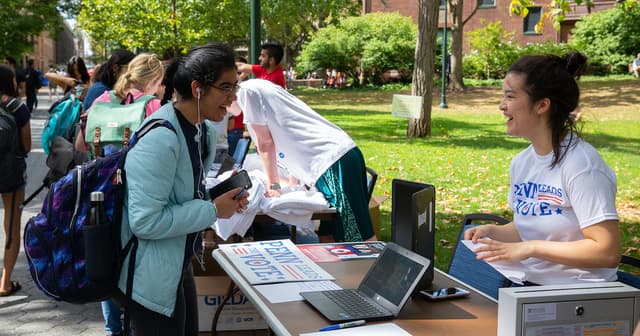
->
[84,91,155,157]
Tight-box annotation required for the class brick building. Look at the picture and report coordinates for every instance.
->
[362,0,617,53]
[22,19,79,72]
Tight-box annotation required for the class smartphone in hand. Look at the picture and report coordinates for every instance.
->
[208,170,252,200]
[418,287,470,301]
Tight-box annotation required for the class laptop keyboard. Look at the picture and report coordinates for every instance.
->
[324,289,387,318]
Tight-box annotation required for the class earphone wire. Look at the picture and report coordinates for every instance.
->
[195,88,205,199]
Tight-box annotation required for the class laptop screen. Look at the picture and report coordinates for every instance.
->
[358,243,430,311]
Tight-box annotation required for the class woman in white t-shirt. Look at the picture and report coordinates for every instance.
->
[236,79,376,242]
[465,52,620,285]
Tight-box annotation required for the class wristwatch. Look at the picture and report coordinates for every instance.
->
[270,183,281,190]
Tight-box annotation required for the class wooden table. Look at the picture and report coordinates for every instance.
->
[212,248,498,335]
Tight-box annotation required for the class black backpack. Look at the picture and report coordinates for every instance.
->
[0,98,26,193]
[25,68,42,92]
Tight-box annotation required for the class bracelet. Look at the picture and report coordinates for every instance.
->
[270,183,281,190]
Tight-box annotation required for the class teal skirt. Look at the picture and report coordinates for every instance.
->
[316,147,374,241]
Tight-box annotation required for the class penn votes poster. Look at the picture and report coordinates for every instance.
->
[218,239,335,285]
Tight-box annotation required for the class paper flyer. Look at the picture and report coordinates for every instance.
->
[300,322,412,336]
[297,242,386,262]
[461,240,528,284]
[218,239,335,285]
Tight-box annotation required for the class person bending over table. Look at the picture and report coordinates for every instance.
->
[465,52,620,286]
[236,78,376,243]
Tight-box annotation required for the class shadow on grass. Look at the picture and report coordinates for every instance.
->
[316,107,640,155]
[581,131,640,156]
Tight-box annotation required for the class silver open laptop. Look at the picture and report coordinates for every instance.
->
[301,242,431,323]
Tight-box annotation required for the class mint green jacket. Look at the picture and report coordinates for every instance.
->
[118,104,217,316]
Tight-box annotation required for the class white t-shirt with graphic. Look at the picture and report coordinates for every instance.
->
[236,79,356,186]
[508,134,619,285]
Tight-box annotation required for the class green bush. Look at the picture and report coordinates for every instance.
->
[464,21,582,79]
[570,3,640,74]
[464,21,520,79]
[296,12,417,86]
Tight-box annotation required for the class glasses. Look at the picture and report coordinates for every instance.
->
[211,83,240,95]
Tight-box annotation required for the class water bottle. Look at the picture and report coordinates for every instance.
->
[83,191,114,283]
[90,191,106,226]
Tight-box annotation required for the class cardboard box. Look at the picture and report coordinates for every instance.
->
[194,233,267,333]
[369,195,388,239]
[195,276,268,332]
[193,243,225,277]
[193,230,249,277]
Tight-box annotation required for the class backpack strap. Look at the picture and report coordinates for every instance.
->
[5,98,21,113]
[0,97,22,117]
[129,118,176,146]
[92,127,102,157]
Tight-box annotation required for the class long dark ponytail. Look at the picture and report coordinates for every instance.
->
[507,52,587,168]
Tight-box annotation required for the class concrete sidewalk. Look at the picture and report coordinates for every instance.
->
[0,89,105,336]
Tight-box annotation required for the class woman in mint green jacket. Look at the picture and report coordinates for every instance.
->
[116,43,247,336]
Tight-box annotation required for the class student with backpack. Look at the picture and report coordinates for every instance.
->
[45,56,91,96]
[3,56,26,99]
[76,53,164,158]
[0,64,31,297]
[114,43,248,336]
[24,59,42,112]
[40,56,91,155]
[82,49,135,112]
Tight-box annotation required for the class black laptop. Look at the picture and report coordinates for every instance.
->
[301,242,430,323]
[215,152,236,177]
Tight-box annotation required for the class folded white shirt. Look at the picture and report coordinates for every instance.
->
[210,169,330,239]
[211,172,263,240]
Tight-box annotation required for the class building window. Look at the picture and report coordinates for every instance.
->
[479,0,496,8]
[440,0,445,9]
[523,7,542,34]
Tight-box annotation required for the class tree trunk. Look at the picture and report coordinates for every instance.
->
[449,0,466,91]
[408,0,440,138]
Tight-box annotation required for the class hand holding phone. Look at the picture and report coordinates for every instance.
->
[418,287,470,301]
[209,170,252,200]
[214,187,248,218]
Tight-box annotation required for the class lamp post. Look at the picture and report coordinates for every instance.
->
[250,0,261,64]
[439,0,448,109]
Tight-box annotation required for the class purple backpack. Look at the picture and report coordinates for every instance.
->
[24,119,174,303]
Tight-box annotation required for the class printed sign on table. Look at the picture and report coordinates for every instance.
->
[298,242,386,263]
[218,239,335,285]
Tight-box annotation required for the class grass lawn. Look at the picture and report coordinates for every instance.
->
[292,76,640,271]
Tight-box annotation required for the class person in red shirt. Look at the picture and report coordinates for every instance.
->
[237,41,286,89]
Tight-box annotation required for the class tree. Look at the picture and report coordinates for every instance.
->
[260,0,361,67]
[0,0,61,59]
[510,0,639,31]
[76,0,358,62]
[296,13,417,85]
[409,0,440,137]
[78,0,249,57]
[448,0,485,91]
